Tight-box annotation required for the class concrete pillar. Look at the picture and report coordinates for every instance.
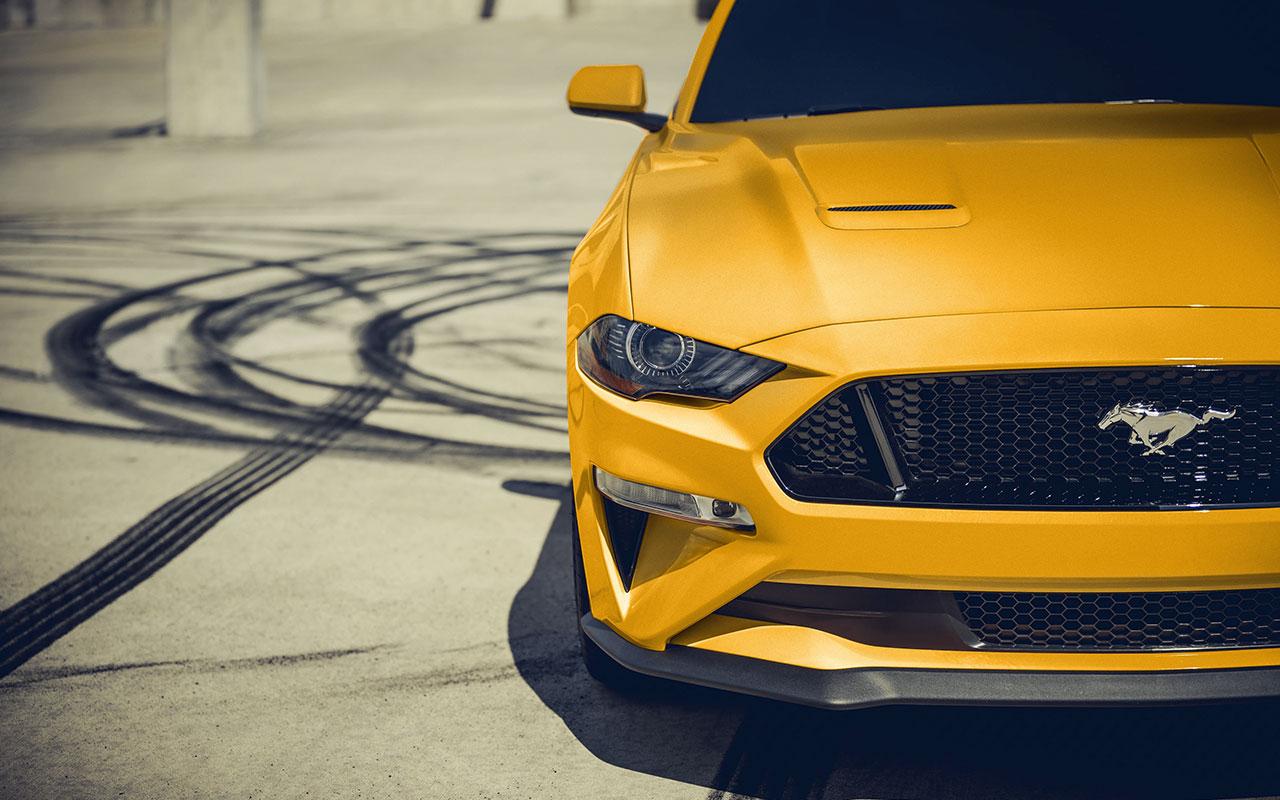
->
[9,0,36,28]
[166,0,264,138]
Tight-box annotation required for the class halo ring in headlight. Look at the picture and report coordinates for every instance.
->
[576,314,785,401]
[627,325,696,376]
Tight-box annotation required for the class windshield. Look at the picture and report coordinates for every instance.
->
[691,1,1280,123]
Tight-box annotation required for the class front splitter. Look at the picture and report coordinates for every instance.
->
[581,616,1280,710]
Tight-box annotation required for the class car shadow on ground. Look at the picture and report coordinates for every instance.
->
[505,480,1280,800]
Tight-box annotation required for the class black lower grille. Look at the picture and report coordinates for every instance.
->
[601,498,647,591]
[957,589,1280,651]
[765,366,1280,509]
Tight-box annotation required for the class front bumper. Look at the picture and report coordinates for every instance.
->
[567,307,1280,678]
[583,616,1280,709]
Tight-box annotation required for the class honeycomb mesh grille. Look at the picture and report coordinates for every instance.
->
[956,589,1280,651]
[765,367,1280,508]
[764,386,896,503]
[771,390,872,476]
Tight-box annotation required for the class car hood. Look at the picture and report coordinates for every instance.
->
[626,103,1280,349]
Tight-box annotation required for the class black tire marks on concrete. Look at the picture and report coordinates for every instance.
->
[0,382,398,677]
[0,222,576,677]
[2,223,575,461]
[4,638,391,689]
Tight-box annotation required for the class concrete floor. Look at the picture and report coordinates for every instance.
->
[1,13,1279,800]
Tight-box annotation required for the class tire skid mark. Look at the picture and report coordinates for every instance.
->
[203,257,560,416]
[0,265,134,292]
[0,287,112,301]
[45,262,268,433]
[0,365,50,383]
[34,232,572,459]
[358,283,569,429]
[4,385,383,633]
[198,255,571,445]
[0,224,578,677]
[1,644,394,689]
[0,381,399,678]
[0,394,560,465]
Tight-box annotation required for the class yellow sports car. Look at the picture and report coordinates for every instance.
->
[565,0,1280,708]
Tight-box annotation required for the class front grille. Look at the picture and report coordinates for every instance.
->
[765,366,1280,509]
[957,589,1280,651]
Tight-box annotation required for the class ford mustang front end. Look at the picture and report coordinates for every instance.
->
[564,0,1280,708]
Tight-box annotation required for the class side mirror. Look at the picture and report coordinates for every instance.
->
[567,65,667,132]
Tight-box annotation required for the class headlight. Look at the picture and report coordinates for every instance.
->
[576,315,784,401]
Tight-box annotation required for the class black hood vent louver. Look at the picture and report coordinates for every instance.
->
[827,203,957,212]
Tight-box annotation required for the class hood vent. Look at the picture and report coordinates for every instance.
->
[828,204,957,212]
[816,202,970,231]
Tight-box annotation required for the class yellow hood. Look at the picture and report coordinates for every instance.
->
[626,103,1280,349]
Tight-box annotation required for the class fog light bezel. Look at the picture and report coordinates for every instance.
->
[593,467,756,532]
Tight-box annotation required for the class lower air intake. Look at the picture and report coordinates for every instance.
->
[957,589,1280,651]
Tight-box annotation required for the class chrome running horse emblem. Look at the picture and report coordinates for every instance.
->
[1098,403,1237,457]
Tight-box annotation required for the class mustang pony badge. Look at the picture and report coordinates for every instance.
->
[1098,403,1237,457]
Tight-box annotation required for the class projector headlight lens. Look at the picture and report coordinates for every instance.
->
[577,315,784,401]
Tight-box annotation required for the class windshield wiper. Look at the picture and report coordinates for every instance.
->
[806,103,886,117]
[1102,98,1180,104]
